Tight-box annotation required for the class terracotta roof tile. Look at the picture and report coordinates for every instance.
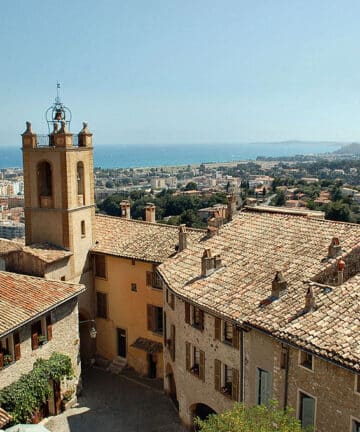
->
[158,210,360,370]
[92,214,205,263]
[0,271,84,337]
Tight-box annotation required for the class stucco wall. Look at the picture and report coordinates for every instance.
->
[94,255,164,378]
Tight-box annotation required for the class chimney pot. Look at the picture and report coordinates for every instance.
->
[328,237,341,258]
[271,271,287,298]
[178,224,187,252]
[304,285,316,313]
[145,203,156,223]
[120,200,131,219]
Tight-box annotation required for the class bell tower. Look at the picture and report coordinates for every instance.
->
[22,88,95,279]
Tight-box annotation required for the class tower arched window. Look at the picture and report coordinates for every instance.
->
[77,162,85,205]
[37,161,53,208]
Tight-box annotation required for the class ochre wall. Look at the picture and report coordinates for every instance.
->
[95,255,163,378]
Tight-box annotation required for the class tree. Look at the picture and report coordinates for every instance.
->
[325,202,351,222]
[195,401,305,432]
[184,181,198,191]
[271,190,286,207]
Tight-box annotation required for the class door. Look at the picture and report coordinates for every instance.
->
[299,392,315,429]
[148,354,157,378]
[117,328,127,358]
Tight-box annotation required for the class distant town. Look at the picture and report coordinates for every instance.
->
[2,143,360,239]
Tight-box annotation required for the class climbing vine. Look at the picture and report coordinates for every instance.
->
[0,352,73,424]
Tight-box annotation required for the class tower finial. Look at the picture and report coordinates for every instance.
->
[56,82,61,103]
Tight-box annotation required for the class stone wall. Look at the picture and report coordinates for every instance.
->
[0,298,81,392]
[164,294,240,427]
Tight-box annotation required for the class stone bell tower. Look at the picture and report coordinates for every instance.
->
[22,89,95,280]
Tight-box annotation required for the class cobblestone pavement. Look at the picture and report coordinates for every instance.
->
[45,368,187,432]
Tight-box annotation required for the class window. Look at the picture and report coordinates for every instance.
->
[256,368,272,405]
[77,162,85,205]
[81,220,86,237]
[224,321,233,344]
[131,283,137,292]
[96,292,108,319]
[299,350,313,370]
[166,289,175,310]
[185,342,205,381]
[0,333,20,367]
[352,419,360,432]
[280,349,288,369]
[131,259,136,265]
[31,315,51,350]
[185,302,204,331]
[94,254,106,278]
[355,375,360,394]
[298,391,315,430]
[146,267,162,289]
[214,359,239,401]
[37,161,53,207]
[147,305,163,334]
[214,317,239,349]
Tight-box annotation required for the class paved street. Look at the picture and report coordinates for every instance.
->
[45,368,186,432]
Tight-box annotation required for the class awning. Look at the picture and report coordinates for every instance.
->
[131,337,163,353]
[0,407,12,429]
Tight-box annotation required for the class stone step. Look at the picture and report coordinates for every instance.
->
[108,357,127,374]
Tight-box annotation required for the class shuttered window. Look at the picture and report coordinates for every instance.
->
[96,292,108,319]
[193,307,204,331]
[232,368,239,401]
[147,305,163,334]
[146,271,153,286]
[199,350,205,382]
[256,368,272,405]
[214,359,221,391]
[186,342,191,371]
[232,326,240,349]
[224,321,233,343]
[170,324,175,361]
[185,302,190,324]
[214,317,221,340]
[46,315,53,341]
[14,332,21,361]
[94,254,106,278]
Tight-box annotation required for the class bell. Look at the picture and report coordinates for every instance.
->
[54,109,63,120]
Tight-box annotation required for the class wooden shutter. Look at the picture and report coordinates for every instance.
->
[146,271,153,286]
[163,312,167,344]
[232,325,239,349]
[46,315,53,341]
[31,331,39,350]
[232,368,239,401]
[185,302,190,324]
[185,342,191,371]
[170,325,176,361]
[214,359,221,391]
[214,317,221,340]
[0,352,4,369]
[14,332,21,361]
[170,293,175,310]
[147,304,155,332]
[199,310,204,331]
[199,350,205,382]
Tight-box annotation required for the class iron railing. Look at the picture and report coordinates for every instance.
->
[36,134,79,147]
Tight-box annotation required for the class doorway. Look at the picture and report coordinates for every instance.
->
[147,353,157,378]
[117,328,127,358]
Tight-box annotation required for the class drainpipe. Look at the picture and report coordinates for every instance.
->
[283,346,290,410]
[240,329,245,402]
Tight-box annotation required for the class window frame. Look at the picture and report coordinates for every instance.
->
[299,350,314,371]
[351,416,360,432]
[355,374,360,395]
[94,254,107,279]
[147,304,163,335]
[31,315,51,350]
[223,321,233,344]
[297,389,317,431]
[96,291,108,319]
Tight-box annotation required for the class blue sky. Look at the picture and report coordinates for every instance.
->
[1,1,360,145]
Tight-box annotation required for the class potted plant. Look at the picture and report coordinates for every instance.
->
[38,335,47,345]
[3,354,13,366]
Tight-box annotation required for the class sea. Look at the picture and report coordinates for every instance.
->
[0,141,343,170]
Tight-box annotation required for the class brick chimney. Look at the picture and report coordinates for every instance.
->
[304,285,316,313]
[201,248,221,276]
[178,224,187,252]
[145,203,156,223]
[227,194,237,221]
[271,271,287,298]
[120,200,131,219]
[328,237,341,258]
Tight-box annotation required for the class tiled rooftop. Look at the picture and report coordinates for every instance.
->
[0,271,84,337]
[0,238,22,255]
[158,210,360,371]
[92,214,205,263]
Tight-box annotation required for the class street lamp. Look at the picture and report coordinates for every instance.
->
[79,319,97,339]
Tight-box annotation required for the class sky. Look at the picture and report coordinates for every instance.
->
[1,1,360,146]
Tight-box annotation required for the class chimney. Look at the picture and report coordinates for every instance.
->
[207,226,219,238]
[304,285,316,313]
[336,258,345,285]
[201,248,213,277]
[271,271,287,298]
[178,224,187,252]
[328,237,341,258]
[145,203,156,223]
[120,200,131,219]
[227,194,237,221]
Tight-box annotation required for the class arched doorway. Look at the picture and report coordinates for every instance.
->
[190,403,216,431]
[166,363,178,410]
